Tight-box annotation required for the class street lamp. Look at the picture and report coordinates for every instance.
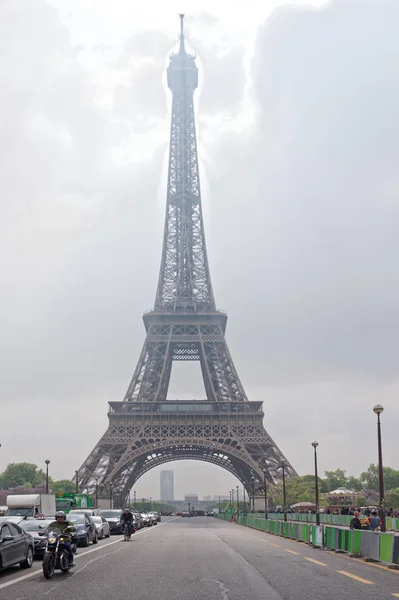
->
[229,490,232,511]
[45,460,50,494]
[311,442,320,526]
[373,404,386,532]
[243,486,246,513]
[231,489,235,512]
[150,496,152,510]
[236,485,239,513]
[75,470,79,494]
[134,490,136,508]
[218,496,221,513]
[110,482,113,509]
[95,477,99,508]
[263,468,268,520]
[251,476,255,513]
[281,461,287,522]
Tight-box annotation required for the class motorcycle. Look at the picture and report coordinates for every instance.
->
[42,527,77,579]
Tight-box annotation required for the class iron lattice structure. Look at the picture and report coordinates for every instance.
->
[76,16,296,507]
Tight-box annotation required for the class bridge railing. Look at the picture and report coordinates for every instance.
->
[215,514,399,567]
[246,512,399,531]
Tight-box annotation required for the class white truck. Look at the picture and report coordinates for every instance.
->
[6,494,56,518]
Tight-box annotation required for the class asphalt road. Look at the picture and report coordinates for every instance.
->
[1,516,399,600]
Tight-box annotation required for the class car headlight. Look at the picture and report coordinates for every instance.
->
[48,536,56,544]
[78,530,86,535]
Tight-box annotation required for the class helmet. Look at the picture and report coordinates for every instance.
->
[123,508,130,513]
[55,511,66,520]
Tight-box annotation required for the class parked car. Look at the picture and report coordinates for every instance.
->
[69,508,100,517]
[148,512,158,525]
[91,516,111,539]
[0,521,34,570]
[132,512,143,529]
[182,512,191,517]
[18,518,53,557]
[67,513,98,547]
[99,510,123,535]
[140,512,152,527]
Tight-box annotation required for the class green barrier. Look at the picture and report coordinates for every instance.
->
[351,530,361,556]
[218,515,398,566]
[379,533,394,563]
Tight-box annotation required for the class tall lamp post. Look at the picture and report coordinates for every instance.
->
[243,486,246,513]
[134,490,137,508]
[311,442,320,526]
[229,490,232,511]
[236,485,239,513]
[251,476,255,513]
[232,489,235,512]
[75,470,79,494]
[263,468,268,520]
[281,461,287,522]
[218,496,221,513]
[45,460,50,494]
[110,482,113,509]
[95,477,99,508]
[373,404,386,532]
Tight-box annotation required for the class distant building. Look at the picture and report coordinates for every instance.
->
[184,494,198,504]
[160,470,174,502]
[202,496,212,501]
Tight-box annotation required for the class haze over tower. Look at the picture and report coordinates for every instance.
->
[76,15,296,508]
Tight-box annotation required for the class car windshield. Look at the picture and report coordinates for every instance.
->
[6,508,33,517]
[67,514,85,524]
[20,520,52,531]
[92,517,102,524]
[99,511,121,518]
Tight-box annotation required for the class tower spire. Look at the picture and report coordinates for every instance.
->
[179,13,185,54]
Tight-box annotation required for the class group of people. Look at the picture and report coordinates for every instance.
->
[46,508,136,567]
[350,509,381,531]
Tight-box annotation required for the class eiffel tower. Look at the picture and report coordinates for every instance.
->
[76,15,296,507]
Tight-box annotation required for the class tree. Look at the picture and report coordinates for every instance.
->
[269,475,322,507]
[360,464,379,490]
[385,488,399,509]
[321,469,348,492]
[0,463,46,489]
[346,475,362,491]
[52,480,75,494]
[359,464,399,491]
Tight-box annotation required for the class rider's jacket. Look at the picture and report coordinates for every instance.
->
[47,521,76,536]
[121,511,133,523]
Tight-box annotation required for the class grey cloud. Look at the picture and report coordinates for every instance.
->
[1,0,398,491]
[206,0,399,386]
[196,46,246,114]
[119,31,173,61]
[113,62,167,123]
[201,0,399,475]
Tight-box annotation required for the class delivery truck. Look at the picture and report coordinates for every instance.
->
[6,494,56,517]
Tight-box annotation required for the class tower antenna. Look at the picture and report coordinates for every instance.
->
[179,13,185,54]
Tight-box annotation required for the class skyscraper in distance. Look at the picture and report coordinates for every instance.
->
[160,470,174,501]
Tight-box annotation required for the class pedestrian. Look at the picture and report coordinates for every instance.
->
[367,510,380,532]
[350,511,362,530]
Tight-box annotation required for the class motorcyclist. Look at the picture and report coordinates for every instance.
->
[120,508,134,538]
[46,511,76,566]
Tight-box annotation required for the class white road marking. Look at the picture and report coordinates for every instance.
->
[0,518,176,591]
[201,578,230,600]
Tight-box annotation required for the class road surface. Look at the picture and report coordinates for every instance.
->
[1,516,399,599]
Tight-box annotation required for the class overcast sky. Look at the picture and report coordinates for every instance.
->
[1,0,398,500]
